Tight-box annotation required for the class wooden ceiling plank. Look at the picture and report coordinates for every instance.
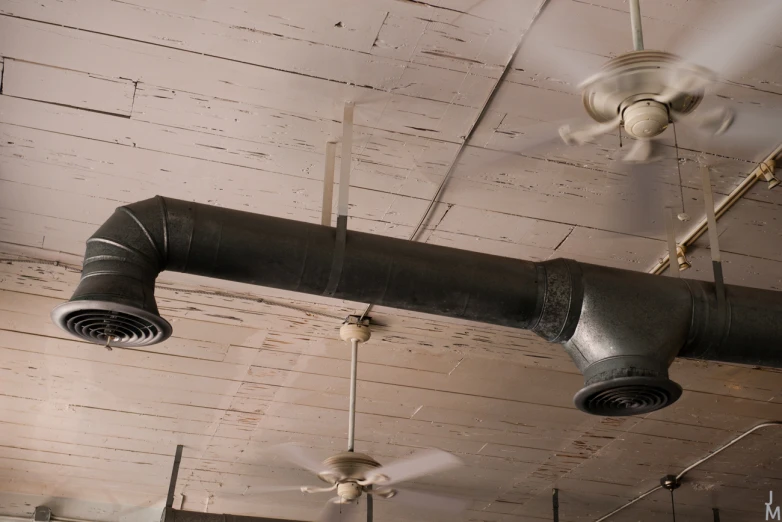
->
[1,59,135,117]
[0,0,492,92]
[0,16,480,133]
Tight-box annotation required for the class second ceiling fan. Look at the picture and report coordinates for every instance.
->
[508,0,782,163]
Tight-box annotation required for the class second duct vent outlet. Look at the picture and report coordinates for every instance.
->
[52,197,782,417]
[531,260,687,416]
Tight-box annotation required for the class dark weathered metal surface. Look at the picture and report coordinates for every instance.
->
[53,196,782,416]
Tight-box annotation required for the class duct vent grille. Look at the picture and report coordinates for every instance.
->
[52,301,172,347]
[574,376,682,416]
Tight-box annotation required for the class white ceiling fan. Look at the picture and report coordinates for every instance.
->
[508,0,782,164]
[247,320,468,522]
[250,444,467,521]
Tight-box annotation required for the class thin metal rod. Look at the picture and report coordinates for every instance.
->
[338,102,354,218]
[593,422,782,522]
[347,338,359,452]
[665,208,680,278]
[629,0,644,51]
[321,141,337,226]
[366,485,373,522]
[669,490,676,522]
[166,444,184,508]
[552,489,559,522]
[712,508,720,522]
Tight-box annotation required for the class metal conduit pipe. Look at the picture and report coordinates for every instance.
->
[593,421,782,522]
[52,196,782,416]
[650,143,782,275]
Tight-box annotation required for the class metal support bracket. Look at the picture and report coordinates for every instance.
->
[324,102,355,297]
[321,141,337,227]
[166,444,184,509]
[700,164,726,304]
[324,214,347,296]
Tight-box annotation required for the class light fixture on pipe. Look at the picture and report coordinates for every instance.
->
[675,245,691,272]
[756,159,779,190]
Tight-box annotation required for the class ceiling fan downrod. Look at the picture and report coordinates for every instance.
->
[340,316,371,453]
[629,0,644,51]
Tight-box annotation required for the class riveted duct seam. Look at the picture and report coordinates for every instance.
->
[53,197,782,416]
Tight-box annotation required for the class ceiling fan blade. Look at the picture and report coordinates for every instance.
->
[381,488,470,514]
[606,156,670,235]
[559,116,622,146]
[669,0,782,83]
[493,118,579,153]
[450,117,589,181]
[266,444,328,476]
[675,103,782,160]
[245,484,312,494]
[364,449,462,486]
[672,106,734,138]
[513,2,604,92]
[318,498,362,522]
[656,66,716,104]
[622,139,654,163]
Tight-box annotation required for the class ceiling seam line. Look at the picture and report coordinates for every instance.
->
[359,0,552,320]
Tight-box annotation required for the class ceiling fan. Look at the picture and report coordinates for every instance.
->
[252,444,467,521]
[508,0,782,164]
[248,319,468,522]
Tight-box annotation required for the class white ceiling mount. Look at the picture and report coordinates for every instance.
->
[339,316,371,343]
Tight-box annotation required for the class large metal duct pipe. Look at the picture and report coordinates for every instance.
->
[52,197,782,416]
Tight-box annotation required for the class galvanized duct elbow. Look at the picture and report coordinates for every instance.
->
[53,196,782,417]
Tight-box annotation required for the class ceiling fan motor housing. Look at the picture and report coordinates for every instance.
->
[581,51,705,131]
[319,452,381,484]
[622,100,669,139]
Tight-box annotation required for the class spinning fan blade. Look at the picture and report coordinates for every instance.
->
[267,444,328,476]
[382,488,470,514]
[364,449,462,486]
[451,117,601,184]
[497,118,580,153]
[622,138,666,163]
[688,104,781,145]
[669,0,782,84]
[513,1,604,92]
[656,66,716,104]
[559,116,622,147]
[672,106,734,138]
[245,485,313,494]
[606,155,669,234]
[318,498,362,522]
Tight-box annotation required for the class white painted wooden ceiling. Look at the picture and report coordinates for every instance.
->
[0,1,780,522]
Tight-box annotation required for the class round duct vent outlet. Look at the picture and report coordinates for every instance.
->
[51,301,172,347]
[574,376,682,417]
